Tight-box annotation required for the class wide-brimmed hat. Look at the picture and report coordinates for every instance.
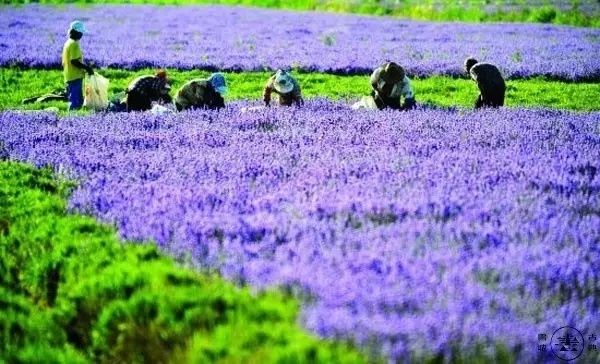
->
[69,20,87,34]
[209,73,228,95]
[381,62,405,84]
[273,70,294,94]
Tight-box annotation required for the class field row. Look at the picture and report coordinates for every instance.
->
[2,68,600,112]
[4,0,600,27]
[1,102,598,362]
[1,5,599,80]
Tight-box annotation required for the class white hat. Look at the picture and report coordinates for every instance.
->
[273,70,294,94]
[69,21,87,34]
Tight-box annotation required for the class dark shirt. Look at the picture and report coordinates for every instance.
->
[469,63,505,94]
[127,75,170,101]
[174,78,224,111]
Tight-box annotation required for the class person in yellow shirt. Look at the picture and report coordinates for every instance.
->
[62,21,93,110]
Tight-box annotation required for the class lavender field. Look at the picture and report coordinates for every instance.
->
[1,5,600,80]
[2,1,600,361]
[1,101,599,361]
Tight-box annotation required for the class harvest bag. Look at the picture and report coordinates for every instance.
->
[84,73,110,111]
[351,95,378,110]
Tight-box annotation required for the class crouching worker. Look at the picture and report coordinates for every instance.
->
[62,21,94,111]
[125,70,172,112]
[263,69,303,107]
[370,62,416,111]
[464,57,506,109]
[174,73,227,111]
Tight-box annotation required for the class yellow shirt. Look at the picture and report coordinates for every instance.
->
[62,39,85,82]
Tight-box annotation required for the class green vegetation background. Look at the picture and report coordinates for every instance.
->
[0,162,368,363]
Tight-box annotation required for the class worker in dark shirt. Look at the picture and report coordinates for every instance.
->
[174,73,227,111]
[370,62,416,111]
[125,69,172,112]
[464,57,506,109]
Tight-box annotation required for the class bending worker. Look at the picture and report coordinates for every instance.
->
[464,57,506,108]
[370,61,416,111]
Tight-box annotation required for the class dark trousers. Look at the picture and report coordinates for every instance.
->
[475,85,505,109]
[126,90,152,112]
[66,78,84,110]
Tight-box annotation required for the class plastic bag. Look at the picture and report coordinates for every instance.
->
[84,73,110,111]
[351,95,378,110]
[351,96,378,110]
[240,106,266,114]
[150,103,174,116]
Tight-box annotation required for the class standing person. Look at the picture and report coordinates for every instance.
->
[125,70,172,112]
[464,57,506,109]
[173,73,228,111]
[62,21,94,111]
[370,61,416,111]
[263,69,303,107]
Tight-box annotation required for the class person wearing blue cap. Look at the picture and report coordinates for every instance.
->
[173,73,228,111]
[263,69,303,107]
[62,20,94,110]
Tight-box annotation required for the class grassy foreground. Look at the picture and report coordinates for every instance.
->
[1,68,599,112]
[4,0,599,27]
[0,161,367,363]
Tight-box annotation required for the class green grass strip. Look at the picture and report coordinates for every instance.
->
[1,68,599,112]
[4,0,599,28]
[0,161,367,363]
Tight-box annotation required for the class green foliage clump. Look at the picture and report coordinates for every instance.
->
[0,161,366,363]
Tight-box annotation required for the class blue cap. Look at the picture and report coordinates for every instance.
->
[209,73,228,95]
[69,20,87,34]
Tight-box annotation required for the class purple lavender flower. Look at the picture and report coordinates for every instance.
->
[0,5,598,80]
[1,100,598,361]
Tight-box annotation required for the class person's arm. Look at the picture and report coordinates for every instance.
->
[263,77,274,106]
[385,95,401,110]
[292,84,304,106]
[370,90,386,110]
[159,93,173,104]
[369,68,381,93]
[370,67,392,109]
[211,94,225,109]
[399,77,415,110]
[70,59,93,76]
[378,83,400,109]
[201,84,223,109]
[474,94,484,109]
